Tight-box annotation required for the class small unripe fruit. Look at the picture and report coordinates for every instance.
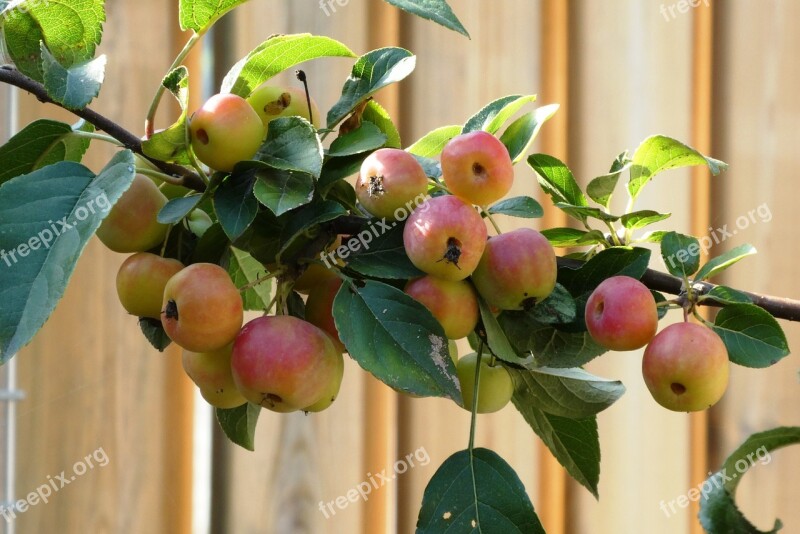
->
[96,175,169,253]
[161,263,244,352]
[642,322,729,412]
[356,148,429,220]
[246,84,321,131]
[231,316,342,412]
[182,345,247,409]
[403,195,488,281]
[585,276,658,351]
[305,277,346,352]
[404,276,479,339]
[187,209,213,238]
[189,93,265,172]
[116,253,184,318]
[457,352,514,413]
[441,131,514,206]
[470,228,557,310]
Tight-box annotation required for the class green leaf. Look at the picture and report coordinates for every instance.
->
[157,195,202,224]
[628,135,728,200]
[619,210,671,230]
[344,222,424,280]
[487,196,543,219]
[254,117,323,178]
[142,67,191,165]
[252,168,314,216]
[652,291,668,319]
[227,248,270,311]
[0,151,136,362]
[2,0,106,82]
[0,119,92,185]
[695,244,757,282]
[138,317,172,352]
[179,0,249,33]
[40,45,105,110]
[498,313,607,368]
[215,402,260,451]
[508,366,625,419]
[333,280,461,402]
[703,286,752,306]
[699,427,800,533]
[317,152,369,191]
[557,247,651,296]
[499,104,559,163]
[478,297,527,365]
[528,153,588,207]
[511,399,601,498]
[525,284,576,325]
[463,94,537,135]
[327,121,387,157]
[639,230,669,244]
[212,173,258,241]
[554,203,619,224]
[383,0,470,38]
[233,211,285,266]
[712,304,790,368]
[540,227,607,248]
[660,231,701,278]
[362,100,401,149]
[586,152,631,209]
[417,448,544,533]
[327,47,416,128]
[406,125,461,158]
[221,34,355,97]
[278,200,346,258]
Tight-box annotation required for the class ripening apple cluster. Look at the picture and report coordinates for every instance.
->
[353,131,559,414]
[584,276,730,412]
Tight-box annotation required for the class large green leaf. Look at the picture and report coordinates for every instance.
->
[508,366,625,419]
[0,151,136,362]
[326,47,416,128]
[695,244,757,282]
[213,172,258,241]
[216,403,260,451]
[406,125,461,158]
[499,104,559,163]
[333,280,461,402]
[660,231,701,278]
[628,135,728,200]
[557,246,651,296]
[712,304,789,368]
[222,34,355,97]
[463,95,537,134]
[327,121,387,158]
[227,248,270,311]
[2,0,106,81]
[417,448,544,533]
[487,196,544,219]
[179,0,249,33]
[0,119,93,185]
[540,227,607,248]
[252,167,315,216]
[41,44,106,110]
[344,223,424,280]
[528,153,588,207]
[383,0,469,38]
[254,117,323,177]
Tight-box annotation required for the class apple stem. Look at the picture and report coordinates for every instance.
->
[295,70,314,127]
[239,270,282,293]
[467,339,484,526]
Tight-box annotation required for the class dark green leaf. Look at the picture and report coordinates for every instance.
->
[703,286,752,306]
[318,152,370,191]
[383,0,470,38]
[344,222,424,280]
[619,210,671,230]
[540,227,607,248]
[328,121,387,157]
[213,173,258,241]
[278,200,347,258]
[216,402,260,451]
[487,196,544,219]
[138,317,172,352]
[652,291,668,319]
[327,47,416,128]
[417,448,544,533]
[254,117,323,177]
[41,45,106,110]
[524,284,576,324]
[712,304,789,368]
[557,247,651,296]
[252,168,314,216]
[157,195,203,224]
[463,94,537,134]
[333,280,461,402]
[528,153,588,207]
[499,104,559,163]
[0,151,136,362]
[699,485,782,534]
[659,231,700,278]
[406,125,461,158]
[191,223,230,264]
[628,135,728,200]
[695,244,757,282]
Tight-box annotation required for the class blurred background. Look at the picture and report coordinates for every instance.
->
[0,0,798,533]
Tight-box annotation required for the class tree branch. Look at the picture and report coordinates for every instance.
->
[0,66,205,192]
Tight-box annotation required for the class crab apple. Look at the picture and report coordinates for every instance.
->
[305,277,346,352]
[96,175,169,253]
[293,263,337,294]
[231,315,342,412]
[161,263,244,352]
[187,209,213,238]
[303,348,345,413]
[585,276,658,351]
[470,228,557,311]
[441,131,514,206]
[642,322,729,412]
[182,345,247,409]
[116,253,184,318]
[246,84,321,131]
[404,276,479,339]
[403,195,488,281]
[189,93,265,172]
[356,148,429,220]
[456,352,514,414]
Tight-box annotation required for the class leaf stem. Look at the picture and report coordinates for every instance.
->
[136,167,186,186]
[482,208,503,235]
[239,270,282,293]
[468,339,484,531]
[70,130,124,146]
